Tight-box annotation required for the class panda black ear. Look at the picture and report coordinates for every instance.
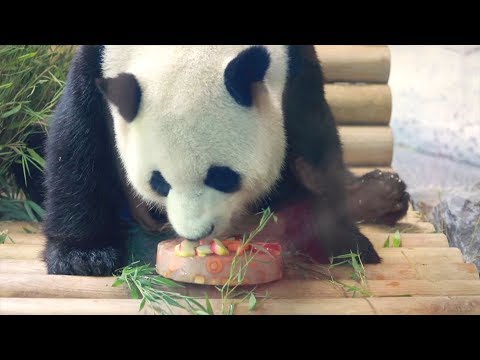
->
[95,73,142,122]
[224,46,271,107]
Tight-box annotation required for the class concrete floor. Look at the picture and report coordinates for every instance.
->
[390,45,480,167]
[388,46,480,266]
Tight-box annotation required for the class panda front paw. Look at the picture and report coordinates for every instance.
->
[44,242,125,276]
[348,169,410,226]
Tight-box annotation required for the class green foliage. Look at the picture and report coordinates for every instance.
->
[217,207,275,314]
[0,45,75,221]
[383,230,402,248]
[329,251,371,297]
[113,262,215,315]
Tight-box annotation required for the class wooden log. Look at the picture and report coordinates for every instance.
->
[3,296,480,315]
[3,259,477,281]
[285,262,479,281]
[365,233,448,248]
[0,260,47,274]
[400,211,428,224]
[0,274,130,299]
[325,84,391,125]
[315,45,391,84]
[0,244,43,260]
[5,233,46,245]
[3,274,480,299]
[0,221,41,233]
[377,248,464,264]
[1,235,455,264]
[246,296,480,315]
[3,231,448,251]
[339,126,393,166]
[259,280,480,298]
[359,221,436,234]
[413,263,479,281]
[2,240,458,264]
[0,298,155,315]
[367,296,480,315]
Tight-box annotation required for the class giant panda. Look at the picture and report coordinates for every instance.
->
[43,45,410,276]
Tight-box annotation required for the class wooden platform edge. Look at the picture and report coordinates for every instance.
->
[2,296,480,315]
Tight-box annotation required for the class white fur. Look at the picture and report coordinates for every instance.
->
[102,45,289,239]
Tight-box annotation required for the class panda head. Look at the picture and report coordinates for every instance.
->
[97,45,289,240]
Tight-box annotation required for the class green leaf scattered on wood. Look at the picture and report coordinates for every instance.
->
[248,293,257,311]
[393,230,402,248]
[383,236,390,248]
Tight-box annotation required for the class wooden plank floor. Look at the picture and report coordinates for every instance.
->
[1,208,479,315]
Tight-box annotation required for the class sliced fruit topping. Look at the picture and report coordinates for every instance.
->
[196,245,214,257]
[211,239,230,256]
[174,239,197,257]
[199,239,213,246]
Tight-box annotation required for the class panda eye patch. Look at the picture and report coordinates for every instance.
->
[150,171,171,197]
[204,166,241,193]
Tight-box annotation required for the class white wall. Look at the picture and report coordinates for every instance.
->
[389,45,480,167]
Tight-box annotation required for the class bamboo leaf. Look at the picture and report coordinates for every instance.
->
[111,278,125,287]
[248,293,257,311]
[130,285,140,299]
[17,52,37,60]
[23,201,36,221]
[0,82,13,90]
[393,230,402,248]
[139,298,147,311]
[22,227,35,234]
[350,255,362,275]
[26,200,45,219]
[194,310,210,315]
[1,104,22,118]
[383,236,390,248]
[26,148,45,168]
[205,293,214,315]
[149,276,183,288]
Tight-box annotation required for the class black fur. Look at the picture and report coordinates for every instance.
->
[96,73,142,122]
[224,46,271,107]
[150,170,171,197]
[204,166,241,193]
[271,45,381,263]
[41,45,409,275]
[43,46,128,276]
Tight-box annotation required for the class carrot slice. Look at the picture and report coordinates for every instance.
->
[206,257,224,274]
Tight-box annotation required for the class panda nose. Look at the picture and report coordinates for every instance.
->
[150,171,171,196]
[204,166,241,193]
